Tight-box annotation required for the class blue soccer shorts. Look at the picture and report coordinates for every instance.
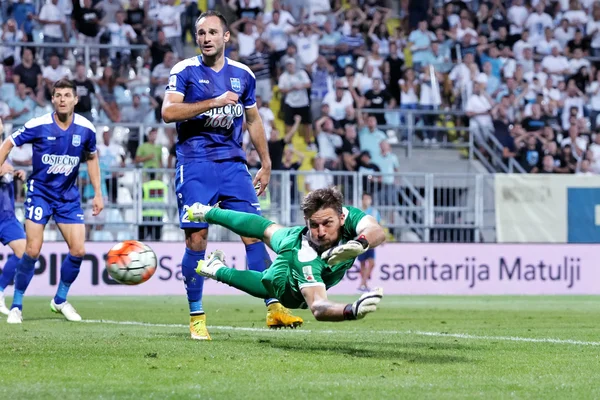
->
[25,192,85,225]
[0,216,26,245]
[176,160,261,230]
[357,249,375,262]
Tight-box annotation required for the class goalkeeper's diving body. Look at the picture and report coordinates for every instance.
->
[188,188,387,322]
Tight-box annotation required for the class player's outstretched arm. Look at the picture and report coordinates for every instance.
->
[301,285,384,322]
[161,92,239,123]
[322,215,386,266]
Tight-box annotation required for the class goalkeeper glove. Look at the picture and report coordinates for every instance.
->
[343,288,384,320]
[321,235,369,266]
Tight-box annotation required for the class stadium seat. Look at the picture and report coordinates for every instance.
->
[43,229,58,241]
[117,187,133,204]
[91,230,114,241]
[116,231,135,241]
[161,227,184,241]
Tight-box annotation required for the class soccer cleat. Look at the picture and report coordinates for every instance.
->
[0,292,9,315]
[6,307,22,324]
[266,302,303,329]
[50,299,82,322]
[195,250,226,279]
[187,203,214,223]
[190,314,211,340]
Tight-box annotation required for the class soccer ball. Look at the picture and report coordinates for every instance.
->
[106,240,158,285]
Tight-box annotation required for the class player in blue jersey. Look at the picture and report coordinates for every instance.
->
[0,120,27,315]
[161,10,302,340]
[0,79,103,324]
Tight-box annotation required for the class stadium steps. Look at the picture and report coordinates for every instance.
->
[391,146,488,174]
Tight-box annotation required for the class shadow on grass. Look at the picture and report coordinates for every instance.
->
[254,338,472,363]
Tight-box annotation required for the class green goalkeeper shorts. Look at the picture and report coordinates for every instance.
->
[261,251,308,310]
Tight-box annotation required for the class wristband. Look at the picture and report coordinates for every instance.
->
[343,304,356,320]
[356,235,369,249]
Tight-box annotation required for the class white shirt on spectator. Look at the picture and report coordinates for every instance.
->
[97,141,125,167]
[39,2,64,39]
[587,19,600,49]
[0,101,9,119]
[541,55,569,84]
[278,69,311,108]
[589,142,600,172]
[465,94,493,128]
[43,65,71,82]
[156,4,183,39]
[259,106,275,137]
[569,58,591,74]
[542,86,561,102]
[263,21,294,52]
[152,63,171,98]
[536,39,561,56]
[587,81,600,111]
[306,0,331,25]
[456,27,478,44]
[322,90,354,121]
[502,57,517,78]
[238,31,259,57]
[563,10,587,28]
[398,79,419,105]
[449,63,475,90]
[106,22,136,53]
[508,5,529,35]
[513,41,531,61]
[1,30,24,65]
[305,169,333,191]
[561,97,585,130]
[316,131,342,161]
[524,70,548,85]
[419,81,441,106]
[262,10,295,26]
[553,27,575,49]
[560,136,587,159]
[525,13,553,43]
[294,33,320,67]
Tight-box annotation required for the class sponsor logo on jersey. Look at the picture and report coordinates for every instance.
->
[42,154,80,176]
[302,266,315,282]
[72,135,81,147]
[202,104,244,130]
[230,78,241,92]
[198,79,210,84]
[168,75,177,91]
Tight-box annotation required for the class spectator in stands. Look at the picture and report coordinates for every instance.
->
[12,48,43,102]
[383,42,403,104]
[96,65,124,122]
[145,29,173,71]
[340,123,361,172]
[8,83,42,130]
[364,77,395,126]
[305,156,333,192]
[309,56,334,121]
[518,134,543,172]
[535,154,557,174]
[314,115,342,170]
[358,114,386,164]
[262,0,294,25]
[35,0,67,62]
[262,10,294,76]
[279,43,302,73]
[560,125,587,161]
[465,75,494,140]
[376,140,399,203]
[135,128,163,178]
[357,150,380,194]
[278,59,314,149]
[72,0,102,54]
[42,55,72,102]
[231,17,259,58]
[244,39,272,104]
[525,2,553,45]
[103,10,137,73]
[121,93,159,158]
[323,79,356,124]
[269,114,299,171]
[588,7,600,57]
[11,0,36,47]
[95,0,123,25]
[408,20,435,72]
[151,51,175,122]
[292,23,321,70]
[97,129,125,203]
[73,64,103,122]
[1,18,24,67]
[565,29,589,57]
[318,20,342,65]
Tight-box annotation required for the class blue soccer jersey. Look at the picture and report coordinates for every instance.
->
[10,113,97,201]
[0,164,25,245]
[166,56,257,163]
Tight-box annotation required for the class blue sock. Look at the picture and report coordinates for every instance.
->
[12,253,37,310]
[0,255,20,291]
[54,254,83,305]
[182,248,205,316]
[245,242,279,306]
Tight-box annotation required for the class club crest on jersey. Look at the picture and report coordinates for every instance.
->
[72,135,81,147]
[202,104,244,129]
[230,78,241,92]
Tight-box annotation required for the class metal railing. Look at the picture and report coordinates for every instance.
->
[13,168,497,243]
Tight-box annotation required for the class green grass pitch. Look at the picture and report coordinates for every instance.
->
[0,295,599,399]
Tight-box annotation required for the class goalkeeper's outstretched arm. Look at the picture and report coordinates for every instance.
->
[301,285,383,322]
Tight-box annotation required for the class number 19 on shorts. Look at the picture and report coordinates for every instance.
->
[28,206,43,221]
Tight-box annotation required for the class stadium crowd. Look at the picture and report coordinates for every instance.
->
[1,0,600,212]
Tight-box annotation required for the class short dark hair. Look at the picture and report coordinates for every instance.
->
[52,78,76,96]
[196,10,229,32]
[301,188,344,218]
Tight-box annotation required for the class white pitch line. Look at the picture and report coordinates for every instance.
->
[80,319,600,347]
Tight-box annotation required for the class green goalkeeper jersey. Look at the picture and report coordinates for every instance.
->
[263,205,367,307]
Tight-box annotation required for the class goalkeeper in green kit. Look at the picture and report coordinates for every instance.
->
[188,188,387,324]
